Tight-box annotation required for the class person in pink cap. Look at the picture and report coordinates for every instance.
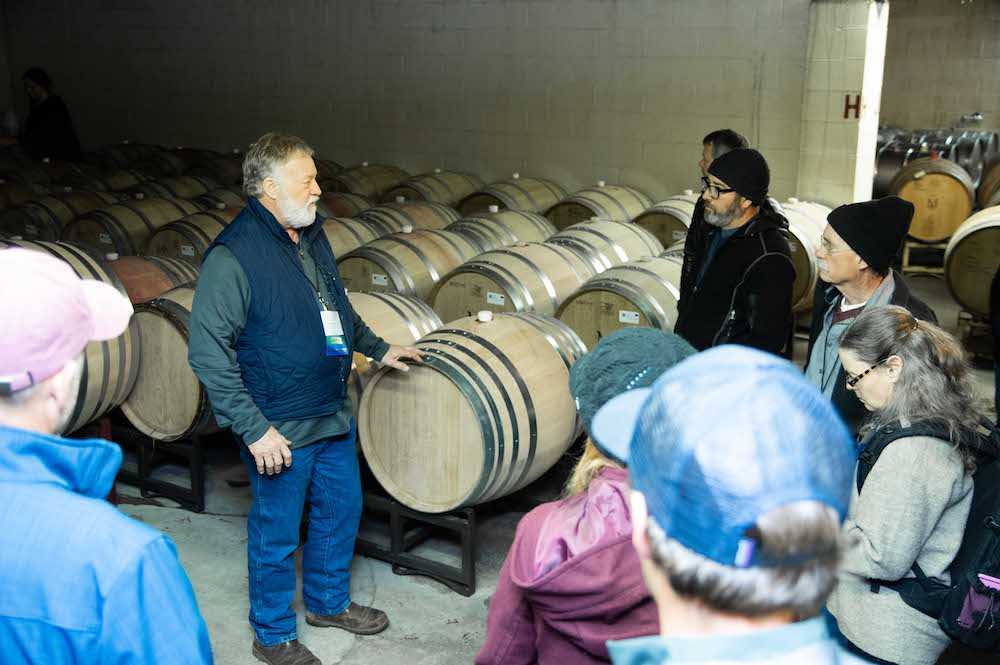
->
[0,247,213,664]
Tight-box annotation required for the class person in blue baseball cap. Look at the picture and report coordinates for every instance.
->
[592,345,869,664]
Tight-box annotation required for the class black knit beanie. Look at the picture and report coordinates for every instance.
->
[827,197,913,273]
[707,148,770,205]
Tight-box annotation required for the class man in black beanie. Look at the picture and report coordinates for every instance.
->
[674,148,795,354]
[804,196,937,436]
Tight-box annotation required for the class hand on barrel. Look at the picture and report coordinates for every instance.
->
[247,426,293,475]
[380,345,424,372]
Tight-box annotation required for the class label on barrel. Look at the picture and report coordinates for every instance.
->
[99,232,112,245]
[788,241,799,252]
[672,230,686,241]
[371,273,388,286]
[487,291,506,305]
[180,244,195,257]
[24,223,36,236]
[619,310,641,324]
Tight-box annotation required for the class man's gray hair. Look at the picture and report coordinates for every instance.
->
[647,501,842,618]
[242,132,315,198]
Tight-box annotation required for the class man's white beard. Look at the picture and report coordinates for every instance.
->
[278,193,317,229]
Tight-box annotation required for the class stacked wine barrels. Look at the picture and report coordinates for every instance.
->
[128,175,220,200]
[145,208,241,264]
[62,197,203,256]
[0,190,119,241]
[632,191,701,248]
[780,199,831,312]
[875,128,995,197]
[545,182,652,230]
[458,174,567,215]
[445,208,557,251]
[324,163,409,199]
[944,207,1000,319]
[319,192,374,218]
[358,311,586,513]
[547,219,663,273]
[322,217,384,257]
[0,239,140,434]
[357,201,462,235]
[383,170,484,207]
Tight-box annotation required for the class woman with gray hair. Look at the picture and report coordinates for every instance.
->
[827,305,985,665]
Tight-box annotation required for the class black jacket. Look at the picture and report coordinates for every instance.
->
[805,271,937,438]
[674,201,795,354]
[21,95,81,161]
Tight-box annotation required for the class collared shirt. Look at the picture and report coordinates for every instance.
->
[607,616,870,664]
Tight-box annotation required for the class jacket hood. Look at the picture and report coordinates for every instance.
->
[0,424,121,498]
[507,467,653,651]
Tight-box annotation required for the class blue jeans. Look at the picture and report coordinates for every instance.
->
[240,424,362,646]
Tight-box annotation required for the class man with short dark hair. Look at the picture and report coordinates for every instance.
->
[698,129,749,177]
[674,148,794,353]
[0,248,212,664]
[591,345,869,664]
[805,197,936,436]
[189,132,422,665]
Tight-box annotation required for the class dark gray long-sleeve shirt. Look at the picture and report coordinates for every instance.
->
[188,233,388,449]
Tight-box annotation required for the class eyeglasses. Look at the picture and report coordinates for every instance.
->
[701,176,736,199]
[845,357,888,388]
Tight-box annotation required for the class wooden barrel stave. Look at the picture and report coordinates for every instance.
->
[322,217,382,257]
[62,197,203,256]
[145,209,238,264]
[944,207,1000,318]
[108,255,200,304]
[633,191,701,248]
[383,171,484,207]
[545,184,653,230]
[446,209,556,252]
[357,201,462,236]
[326,164,409,198]
[889,158,975,243]
[547,219,664,273]
[457,176,568,215]
[319,191,374,218]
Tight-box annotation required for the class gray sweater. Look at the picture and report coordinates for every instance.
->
[827,435,973,665]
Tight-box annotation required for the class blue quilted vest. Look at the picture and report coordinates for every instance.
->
[206,197,354,422]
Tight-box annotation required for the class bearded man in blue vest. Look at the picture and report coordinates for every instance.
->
[189,132,422,665]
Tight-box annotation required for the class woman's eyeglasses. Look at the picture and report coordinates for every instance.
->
[845,358,888,388]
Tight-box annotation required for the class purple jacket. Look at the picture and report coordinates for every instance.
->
[476,467,657,665]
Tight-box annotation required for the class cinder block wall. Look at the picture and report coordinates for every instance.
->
[881,0,1000,130]
[4,0,812,199]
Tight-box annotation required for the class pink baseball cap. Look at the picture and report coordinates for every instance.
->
[0,247,133,395]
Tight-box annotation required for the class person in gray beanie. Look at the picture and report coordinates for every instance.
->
[804,196,937,437]
[674,148,795,355]
[476,328,695,665]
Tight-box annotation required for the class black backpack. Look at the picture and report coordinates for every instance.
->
[857,419,1000,652]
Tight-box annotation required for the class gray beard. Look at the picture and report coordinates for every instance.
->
[279,197,317,228]
[704,205,738,228]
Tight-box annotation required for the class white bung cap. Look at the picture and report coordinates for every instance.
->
[488,205,499,213]
[512,172,520,179]
[787,197,799,204]
[395,195,406,203]
[597,180,606,187]
[362,161,369,167]
[477,310,494,322]
[683,189,693,196]
[105,252,120,261]
[401,223,414,233]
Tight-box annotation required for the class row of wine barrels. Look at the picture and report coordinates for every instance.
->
[944,206,1000,319]
[145,209,240,264]
[547,219,663,273]
[107,254,200,304]
[556,254,683,350]
[320,191,373,218]
[62,197,203,256]
[339,229,484,301]
[346,292,443,420]
[430,242,597,322]
[446,209,557,250]
[322,217,383,257]
[545,183,653,230]
[889,158,975,243]
[128,175,220,200]
[63,167,149,193]
[632,191,700,248]
[458,175,567,215]
[121,285,217,442]
[0,191,120,240]
[357,201,462,235]
[0,239,139,434]
[384,170,484,207]
[359,310,586,513]
[325,163,409,198]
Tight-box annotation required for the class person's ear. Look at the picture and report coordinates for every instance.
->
[630,490,652,560]
[261,172,281,201]
[885,355,903,383]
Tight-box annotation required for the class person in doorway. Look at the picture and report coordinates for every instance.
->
[18,67,81,161]
[188,132,422,665]
[591,345,867,664]
[0,248,212,664]
[804,197,936,438]
[827,305,982,664]
[673,148,795,353]
[476,328,695,665]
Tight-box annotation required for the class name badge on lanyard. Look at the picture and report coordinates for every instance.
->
[320,310,349,357]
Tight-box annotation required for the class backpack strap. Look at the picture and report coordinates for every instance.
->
[856,420,952,494]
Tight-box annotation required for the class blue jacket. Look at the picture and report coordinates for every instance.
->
[207,197,354,422]
[0,425,213,664]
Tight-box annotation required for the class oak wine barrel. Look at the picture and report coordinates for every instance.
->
[546,219,663,273]
[338,229,483,301]
[633,190,700,248]
[457,175,567,215]
[319,191,374,218]
[430,242,597,322]
[545,182,652,230]
[145,209,240,264]
[193,187,244,211]
[107,254,200,303]
[889,158,975,243]
[359,310,586,512]
[0,191,119,241]
[978,156,1000,209]
[0,239,139,434]
[944,207,1000,319]
[383,170,484,207]
[556,254,683,350]
[445,208,556,251]
[62,197,203,255]
[325,163,409,198]
[322,217,383,257]
[357,201,461,236]
[128,175,219,200]
[120,285,217,442]
[314,158,343,181]
[780,198,831,312]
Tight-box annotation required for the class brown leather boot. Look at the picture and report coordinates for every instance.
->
[305,602,389,635]
[252,638,321,665]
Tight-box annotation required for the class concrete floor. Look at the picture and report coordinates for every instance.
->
[116,272,997,665]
